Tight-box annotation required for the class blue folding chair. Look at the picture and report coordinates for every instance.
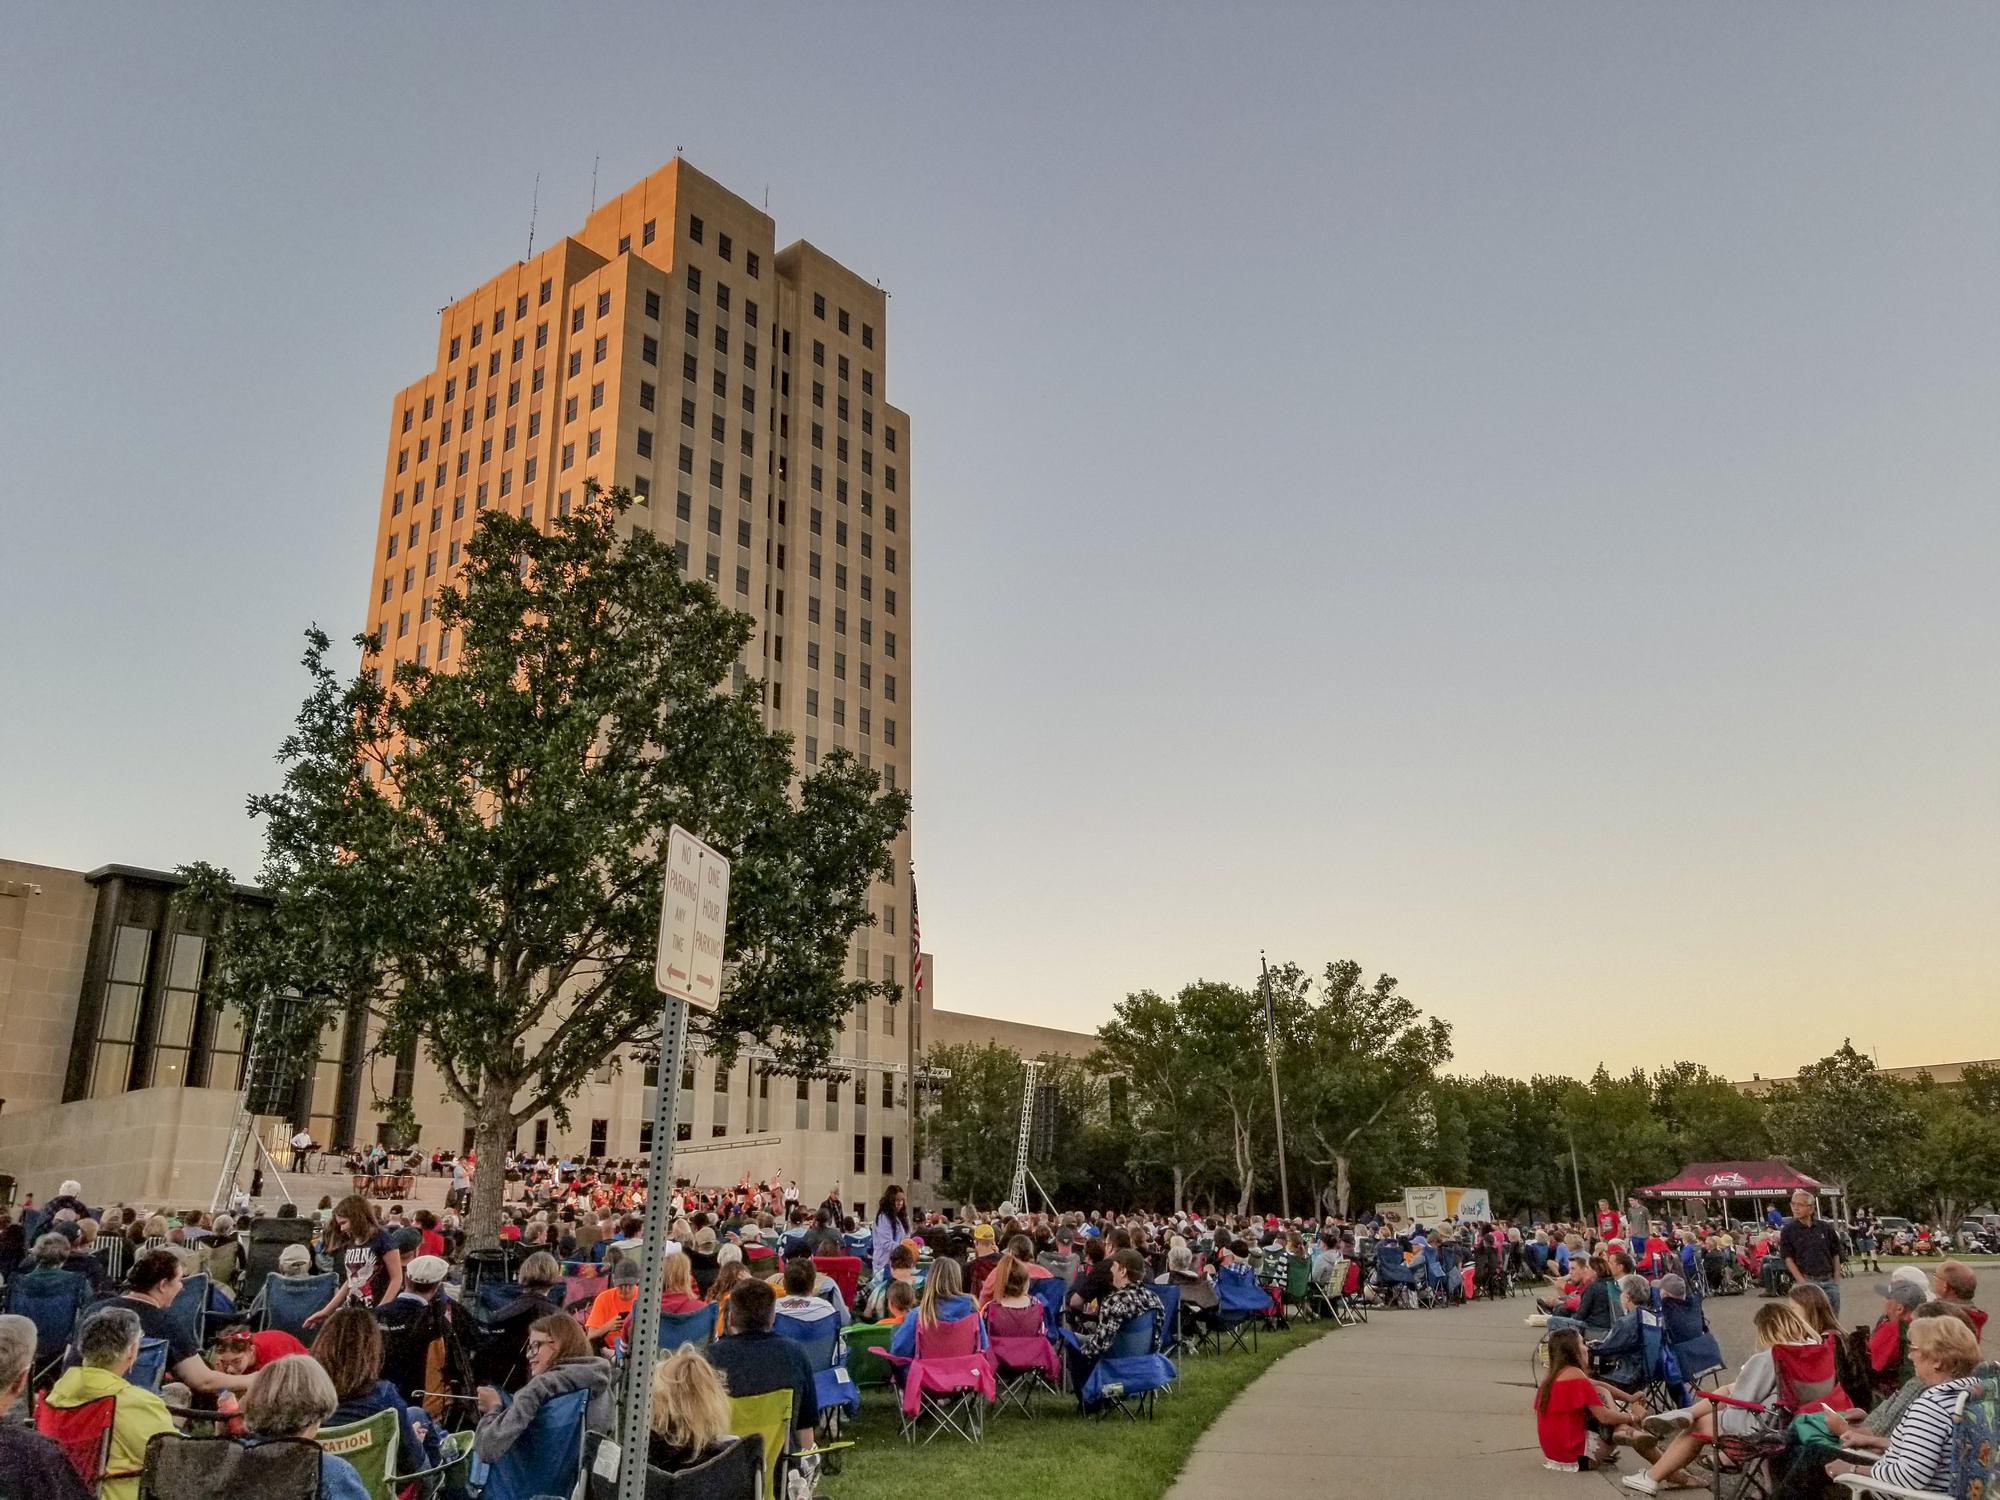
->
[774,1312,859,1432]
[1151,1282,1184,1362]
[170,1272,212,1346]
[127,1337,171,1393]
[657,1305,720,1352]
[1029,1276,1068,1339]
[259,1272,338,1346]
[6,1274,91,1382]
[1072,1310,1175,1420]
[1373,1243,1419,1309]
[471,1386,589,1500]
[1214,1265,1270,1354]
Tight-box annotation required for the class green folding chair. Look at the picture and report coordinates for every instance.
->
[314,1406,400,1500]
[842,1322,898,1389]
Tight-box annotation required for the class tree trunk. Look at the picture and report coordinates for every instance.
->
[1230,1103,1256,1217]
[465,1082,518,1250]
[1172,1164,1185,1216]
[1334,1154,1351,1219]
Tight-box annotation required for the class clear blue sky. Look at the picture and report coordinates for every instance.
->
[4,4,1995,1084]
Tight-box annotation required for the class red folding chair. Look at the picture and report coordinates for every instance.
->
[36,1391,118,1493]
[1699,1338,1849,1500]
[811,1255,864,1311]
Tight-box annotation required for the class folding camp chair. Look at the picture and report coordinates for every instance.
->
[472,1385,590,1500]
[138,1433,324,1500]
[774,1312,859,1437]
[1280,1257,1314,1323]
[1029,1276,1069,1339]
[1373,1243,1419,1310]
[258,1272,338,1346]
[36,1390,118,1494]
[8,1272,91,1385]
[810,1255,863,1312]
[1699,1338,1850,1500]
[842,1322,897,1389]
[1214,1264,1269,1353]
[1151,1282,1184,1365]
[127,1336,172,1393]
[1832,1362,1999,1500]
[983,1304,1062,1418]
[877,1313,994,1444]
[585,1430,767,1500]
[658,1305,721,1352]
[171,1272,213,1347]
[1071,1309,1176,1421]
[728,1389,792,1500]
[313,1407,400,1500]
[1662,1287,1726,1395]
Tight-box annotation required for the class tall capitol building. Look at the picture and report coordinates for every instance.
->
[359,157,922,1196]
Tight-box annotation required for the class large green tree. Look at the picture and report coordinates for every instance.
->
[1650,1061,1770,1165]
[1092,988,1232,1212]
[1764,1042,1922,1207]
[188,482,907,1245]
[921,1040,1029,1208]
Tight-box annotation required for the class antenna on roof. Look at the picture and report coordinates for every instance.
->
[765,184,770,210]
[526,173,540,260]
[590,154,600,213]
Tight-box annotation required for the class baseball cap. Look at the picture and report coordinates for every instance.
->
[612,1258,642,1285]
[1891,1265,1931,1294]
[1877,1282,1927,1313]
[277,1244,313,1273]
[1658,1273,1688,1300]
[405,1254,450,1285]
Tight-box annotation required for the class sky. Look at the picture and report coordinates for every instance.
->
[3,5,1995,1087]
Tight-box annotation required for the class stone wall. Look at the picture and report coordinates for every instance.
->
[0,1084,245,1210]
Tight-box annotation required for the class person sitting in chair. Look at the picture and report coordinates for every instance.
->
[1064,1249,1165,1399]
[43,1308,175,1500]
[702,1279,818,1457]
[241,1355,372,1500]
[473,1314,614,1465]
[647,1347,739,1473]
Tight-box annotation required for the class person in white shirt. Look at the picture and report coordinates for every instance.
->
[773,1258,841,1327]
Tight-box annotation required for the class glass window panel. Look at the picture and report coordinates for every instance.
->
[100,983,142,1045]
[147,1045,192,1089]
[154,989,197,1054]
[89,1041,133,1099]
[110,926,153,986]
[167,934,205,992]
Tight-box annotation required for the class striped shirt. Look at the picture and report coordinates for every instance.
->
[1865,1376,1980,1492]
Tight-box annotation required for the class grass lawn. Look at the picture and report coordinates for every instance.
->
[820,1320,1333,1500]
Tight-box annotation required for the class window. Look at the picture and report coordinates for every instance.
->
[528,410,542,437]
[735,565,749,594]
[561,442,574,469]
[688,215,704,243]
[424,395,435,419]
[712,413,726,443]
[398,448,409,473]
[837,437,848,462]
[642,336,658,365]
[566,396,578,422]
[859,617,872,645]
[714,327,728,356]
[709,459,724,488]
[838,309,849,334]
[811,465,823,492]
[571,306,585,334]
[487,351,499,377]
[450,335,461,359]
[594,335,607,363]
[833,651,847,681]
[808,596,821,624]
[716,284,730,312]
[838,356,849,381]
[639,381,655,411]
[535,321,548,349]
[449,540,461,566]
[597,291,611,318]
[587,428,601,457]
[812,381,824,408]
[741,384,755,413]
[747,251,760,278]
[636,428,652,458]
[884,718,896,745]
[861,409,872,434]
[532,366,545,393]
[381,577,392,602]
[806,688,819,717]
[676,491,692,521]
[806,641,820,670]
[707,505,722,535]
[854,1134,867,1173]
[674,538,689,568]
[744,300,758,328]
[811,422,823,449]
[825,1080,839,1131]
[809,552,821,579]
[540,277,552,305]
[567,351,581,377]
[590,381,604,410]
[835,563,848,592]
[713,368,727,398]
[813,340,825,366]
[524,456,538,482]
[470,323,482,349]
[397,611,410,637]
[813,294,825,319]
[833,698,846,726]
[679,444,694,474]
[862,323,874,349]
[681,398,696,427]
[862,370,874,396]
[882,1135,895,1174]
[736,518,753,549]
[480,437,492,462]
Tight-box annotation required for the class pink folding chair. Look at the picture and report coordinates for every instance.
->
[878,1313,995,1443]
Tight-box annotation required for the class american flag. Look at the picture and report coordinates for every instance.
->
[909,868,922,994]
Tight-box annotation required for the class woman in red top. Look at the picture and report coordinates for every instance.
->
[1535,1329,1646,1472]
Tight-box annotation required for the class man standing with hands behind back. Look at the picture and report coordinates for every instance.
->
[1779,1189,1843,1314]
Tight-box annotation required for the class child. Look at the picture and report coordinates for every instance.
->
[1535,1327,1648,1472]
[879,1280,918,1323]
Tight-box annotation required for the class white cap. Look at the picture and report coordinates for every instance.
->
[58,1181,81,1198]
[405,1254,450,1284]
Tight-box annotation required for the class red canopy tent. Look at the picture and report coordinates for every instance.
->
[1642,1160,1831,1202]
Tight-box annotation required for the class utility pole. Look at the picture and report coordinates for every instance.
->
[1261,953,1290,1220]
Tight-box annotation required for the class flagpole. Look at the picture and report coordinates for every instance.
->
[1261,952,1290,1220]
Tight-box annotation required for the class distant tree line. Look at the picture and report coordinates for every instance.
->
[918,963,2000,1232]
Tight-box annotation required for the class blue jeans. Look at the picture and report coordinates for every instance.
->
[1810,1278,1840,1315]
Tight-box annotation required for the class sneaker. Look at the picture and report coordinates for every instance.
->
[1643,1409,1696,1439]
[1622,1476,1661,1495]
[1544,1460,1580,1472]
[1527,1314,1549,1327]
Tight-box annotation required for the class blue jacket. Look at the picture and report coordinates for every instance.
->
[889,1296,979,1358]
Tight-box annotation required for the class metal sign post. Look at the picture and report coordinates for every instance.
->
[616,827,728,1500]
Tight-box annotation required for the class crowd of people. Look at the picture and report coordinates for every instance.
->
[1524,1188,1993,1497]
[0,1161,1988,1498]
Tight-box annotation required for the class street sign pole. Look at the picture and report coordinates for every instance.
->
[618,827,728,1500]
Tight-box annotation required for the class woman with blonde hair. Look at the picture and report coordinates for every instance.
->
[891,1253,976,1356]
[1624,1301,1821,1494]
[647,1346,737,1472]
